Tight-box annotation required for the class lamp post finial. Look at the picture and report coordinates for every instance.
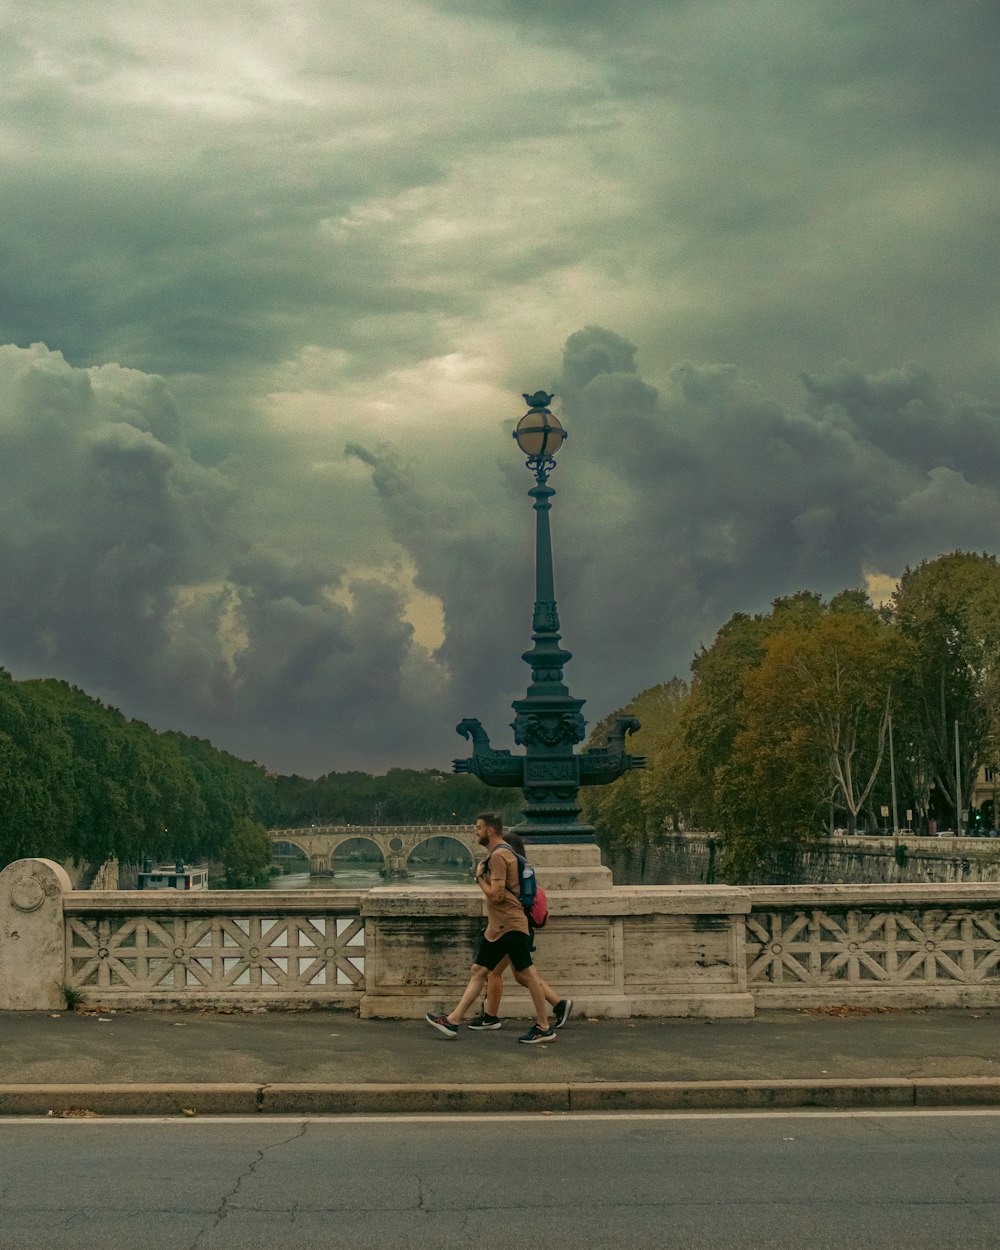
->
[523,390,555,409]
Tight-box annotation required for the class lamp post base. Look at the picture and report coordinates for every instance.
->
[511,822,597,845]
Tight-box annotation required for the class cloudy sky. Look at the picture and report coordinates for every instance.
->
[2,1,998,776]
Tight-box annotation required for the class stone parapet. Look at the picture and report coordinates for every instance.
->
[359,882,753,1020]
[4,859,1000,1016]
[745,882,1000,1008]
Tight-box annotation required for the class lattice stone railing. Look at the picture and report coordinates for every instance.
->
[63,891,365,1007]
[745,885,1000,1006]
[9,859,1000,1015]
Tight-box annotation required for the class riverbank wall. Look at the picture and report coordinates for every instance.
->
[604,833,1000,887]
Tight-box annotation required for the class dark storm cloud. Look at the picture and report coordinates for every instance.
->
[0,344,232,691]
[536,329,1000,717]
[0,2,600,383]
[342,322,1000,759]
[344,439,528,726]
[0,344,450,772]
[800,365,1000,489]
[1,1,999,774]
[0,156,447,377]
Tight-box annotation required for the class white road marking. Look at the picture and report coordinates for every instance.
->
[6,1107,1000,1126]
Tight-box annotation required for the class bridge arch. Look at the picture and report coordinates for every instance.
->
[330,836,387,873]
[272,834,312,861]
[405,834,476,872]
[268,824,482,878]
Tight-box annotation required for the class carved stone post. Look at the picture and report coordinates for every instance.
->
[0,858,72,1010]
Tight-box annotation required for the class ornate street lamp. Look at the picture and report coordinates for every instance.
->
[453,391,645,843]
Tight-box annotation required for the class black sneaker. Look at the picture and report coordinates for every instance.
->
[425,1012,458,1038]
[518,1023,557,1044]
[468,1012,502,1030]
[552,998,573,1029]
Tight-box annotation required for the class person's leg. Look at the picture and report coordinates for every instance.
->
[483,959,561,1019]
[484,956,510,1017]
[512,964,550,1029]
[530,965,572,1026]
[506,933,569,1038]
[537,975,558,1007]
[445,963,489,1024]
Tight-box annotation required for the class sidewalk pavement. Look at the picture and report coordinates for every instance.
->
[2,1006,999,1116]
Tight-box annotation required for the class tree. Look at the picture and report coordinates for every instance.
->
[272,769,521,827]
[0,671,77,865]
[220,816,273,887]
[740,604,901,837]
[891,553,1000,821]
[677,592,823,830]
[26,681,165,866]
[673,589,901,877]
[5,674,284,874]
[580,679,692,851]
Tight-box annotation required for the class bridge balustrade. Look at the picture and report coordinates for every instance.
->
[64,889,366,1007]
[4,858,1000,1015]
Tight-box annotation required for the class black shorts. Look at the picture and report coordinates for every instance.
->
[473,930,533,972]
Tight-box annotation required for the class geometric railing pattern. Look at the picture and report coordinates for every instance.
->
[746,907,1000,986]
[65,913,365,995]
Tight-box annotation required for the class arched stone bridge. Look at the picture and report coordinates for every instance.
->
[269,824,481,877]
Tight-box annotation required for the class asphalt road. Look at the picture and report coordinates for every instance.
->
[3,1110,1000,1249]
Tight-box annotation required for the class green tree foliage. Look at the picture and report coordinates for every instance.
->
[676,593,823,832]
[166,732,279,858]
[666,591,908,878]
[0,669,77,861]
[219,815,274,887]
[25,680,167,866]
[891,552,1000,819]
[0,674,278,883]
[717,601,901,874]
[272,768,521,827]
[591,555,1000,876]
[580,679,690,852]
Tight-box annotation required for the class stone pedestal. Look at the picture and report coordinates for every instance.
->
[359,882,754,1020]
[0,858,72,1010]
[359,886,483,1019]
[521,841,613,890]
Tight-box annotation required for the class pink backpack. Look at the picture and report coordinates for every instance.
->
[528,884,548,929]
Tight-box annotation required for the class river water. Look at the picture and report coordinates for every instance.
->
[266,836,714,890]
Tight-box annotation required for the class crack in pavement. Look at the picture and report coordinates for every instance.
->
[188,1119,311,1250]
[415,1175,429,1214]
[952,1170,974,1203]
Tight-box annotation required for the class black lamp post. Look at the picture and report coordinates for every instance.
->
[453,391,645,844]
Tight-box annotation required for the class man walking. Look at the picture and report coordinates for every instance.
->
[468,831,572,1032]
[426,812,559,1044]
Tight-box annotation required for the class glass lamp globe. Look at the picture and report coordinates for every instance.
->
[513,408,567,459]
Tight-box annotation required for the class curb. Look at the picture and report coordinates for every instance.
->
[4,1078,1000,1116]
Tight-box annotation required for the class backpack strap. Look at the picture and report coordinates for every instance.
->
[482,842,523,899]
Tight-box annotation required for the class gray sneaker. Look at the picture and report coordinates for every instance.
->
[552,998,573,1029]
